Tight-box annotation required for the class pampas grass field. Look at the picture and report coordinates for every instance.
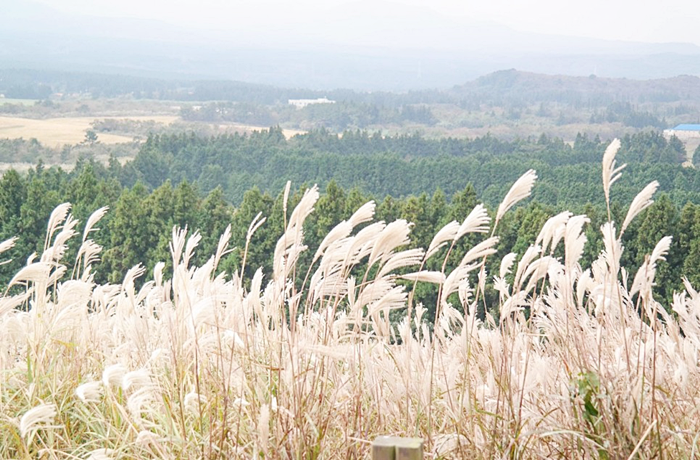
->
[1,139,699,459]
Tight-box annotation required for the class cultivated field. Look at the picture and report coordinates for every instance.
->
[0,115,179,146]
[0,115,305,148]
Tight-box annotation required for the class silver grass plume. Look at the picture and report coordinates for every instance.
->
[457,203,491,239]
[496,169,537,225]
[602,138,625,207]
[621,181,659,235]
[44,202,71,251]
[19,403,58,444]
[536,211,572,254]
[630,236,672,298]
[426,221,459,260]
[82,206,109,242]
[76,381,103,404]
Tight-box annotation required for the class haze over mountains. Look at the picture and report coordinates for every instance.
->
[3,0,700,90]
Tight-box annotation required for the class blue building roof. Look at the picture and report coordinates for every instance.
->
[673,124,700,131]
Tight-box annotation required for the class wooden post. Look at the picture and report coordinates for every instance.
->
[371,436,423,460]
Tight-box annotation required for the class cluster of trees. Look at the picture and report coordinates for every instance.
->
[589,102,667,128]
[180,101,437,130]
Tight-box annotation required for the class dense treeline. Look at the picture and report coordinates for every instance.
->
[124,128,692,207]
[0,154,698,314]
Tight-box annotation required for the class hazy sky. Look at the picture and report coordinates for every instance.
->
[29,0,700,46]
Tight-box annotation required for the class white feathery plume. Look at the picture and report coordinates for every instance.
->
[182,231,202,268]
[522,256,560,293]
[184,392,207,414]
[85,449,116,460]
[621,181,659,234]
[213,224,233,270]
[565,215,590,269]
[496,169,537,224]
[0,292,31,316]
[314,221,353,262]
[377,248,424,278]
[367,220,412,269]
[457,203,491,239]
[257,404,271,457]
[367,285,407,317]
[76,381,103,404]
[57,280,93,307]
[0,236,17,256]
[458,279,473,308]
[536,211,571,254]
[102,364,127,388]
[493,275,510,298]
[76,240,103,270]
[576,269,594,309]
[82,206,109,242]
[348,200,376,227]
[630,236,672,297]
[287,185,319,231]
[153,262,165,288]
[282,180,291,217]
[460,236,499,266]
[342,222,385,266]
[44,202,72,250]
[8,262,54,287]
[19,403,58,443]
[42,214,79,263]
[513,245,541,291]
[602,138,625,205]
[127,387,156,417]
[442,263,480,303]
[500,291,528,322]
[401,271,446,284]
[122,369,152,391]
[353,279,394,311]
[600,222,622,277]
[246,212,266,244]
[169,226,188,266]
[499,252,517,278]
[426,221,459,260]
[122,264,146,297]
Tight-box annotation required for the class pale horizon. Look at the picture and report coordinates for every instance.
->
[24,0,700,48]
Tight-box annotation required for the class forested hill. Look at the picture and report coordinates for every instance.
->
[450,69,700,106]
[4,68,700,108]
[121,128,693,207]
